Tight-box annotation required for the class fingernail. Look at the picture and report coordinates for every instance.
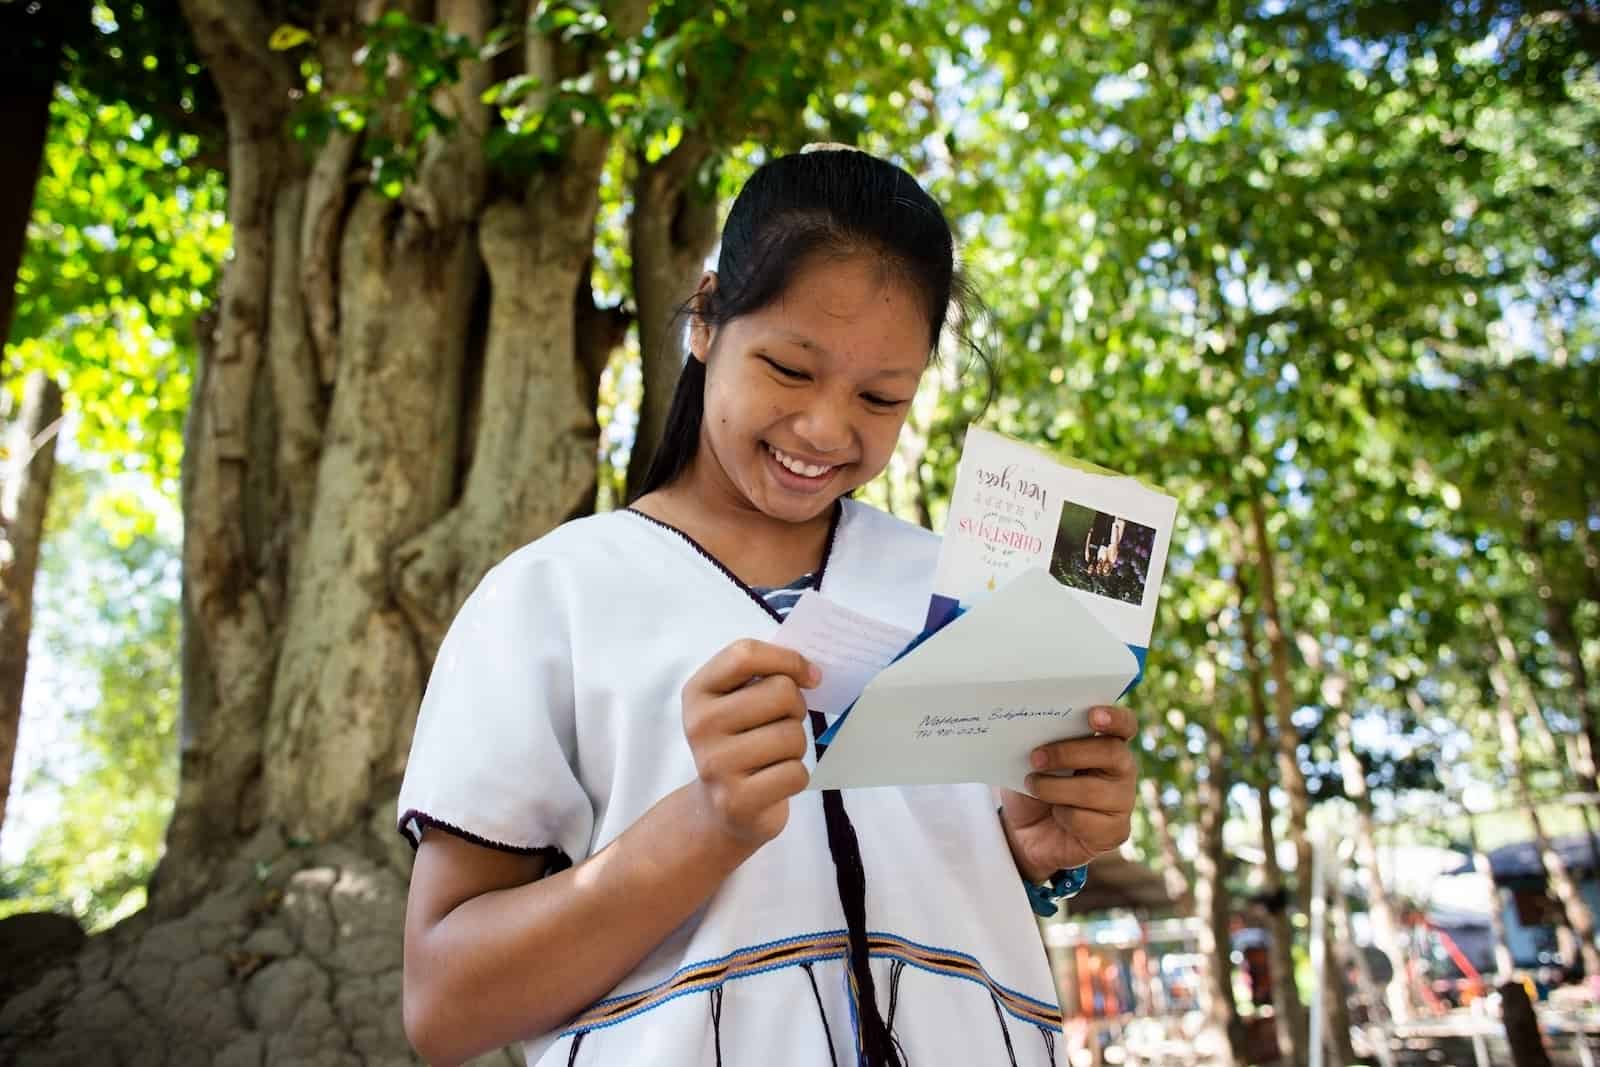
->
[808,664,823,688]
[1092,708,1111,729]
[1031,749,1048,770]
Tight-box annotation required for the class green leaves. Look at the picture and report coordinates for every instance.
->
[268,24,312,52]
[287,10,480,192]
[6,86,227,490]
[530,0,611,42]
[899,0,1600,813]
[0,464,179,931]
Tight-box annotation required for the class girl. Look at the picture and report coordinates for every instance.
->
[398,146,1141,1067]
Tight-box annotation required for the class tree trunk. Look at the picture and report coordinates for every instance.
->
[1332,700,1412,1022]
[1248,496,1314,915]
[1513,536,1600,886]
[1485,605,1600,981]
[1194,725,1247,1067]
[1321,906,1360,1067]
[624,134,718,497]
[1143,774,1195,914]
[1237,561,1309,1065]
[0,0,83,349]
[1468,814,1516,985]
[0,2,664,1063]
[1303,649,1416,1032]
[0,372,63,841]
[1509,600,1600,906]
[1540,590,1599,790]
[1311,830,1358,1067]
[1255,776,1309,1067]
[1501,980,1555,1067]
[1577,513,1600,609]
[1334,887,1394,1066]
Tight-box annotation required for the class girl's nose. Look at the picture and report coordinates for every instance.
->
[791,402,852,455]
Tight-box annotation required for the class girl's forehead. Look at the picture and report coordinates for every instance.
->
[756,256,932,365]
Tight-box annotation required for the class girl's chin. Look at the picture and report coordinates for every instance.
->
[752,490,843,524]
[749,473,851,522]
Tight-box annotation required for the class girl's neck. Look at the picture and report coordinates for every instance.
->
[632,471,836,589]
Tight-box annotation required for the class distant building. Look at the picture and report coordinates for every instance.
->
[1433,832,1600,978]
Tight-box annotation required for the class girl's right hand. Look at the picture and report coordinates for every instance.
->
[681,639,820,848]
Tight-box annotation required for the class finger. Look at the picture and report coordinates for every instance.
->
[738,758,811,809]
[1030,736,1136,778]
[702,759,808,842]
[1049,806,1133,856]
[704,674,810,733]
[684,675,805,749]
[693,717,811,783]
[1024,772,1134,815]
[1085,705,1137,739]
[693,638,821,695]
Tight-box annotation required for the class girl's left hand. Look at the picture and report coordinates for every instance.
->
[999,705,1139,881]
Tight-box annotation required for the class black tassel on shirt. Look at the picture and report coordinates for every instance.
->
[989,992,1020,1067]
[803,962,842,1067]
[811,710,904,1067]
[710,985,726,1066]
[886,958,911,1065]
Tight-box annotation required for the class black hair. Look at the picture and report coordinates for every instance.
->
[631,146,992,501]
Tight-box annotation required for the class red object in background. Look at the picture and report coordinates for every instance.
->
[1101,959,1121,1016]
[1076,944,1094,1018]
[1243,946,1271,1006]
[1243,1016,1280,1064]
[1426,921,1486,1000]
[1410,957,1449,1013]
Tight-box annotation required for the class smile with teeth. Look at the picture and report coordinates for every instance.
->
[767,445,839,480]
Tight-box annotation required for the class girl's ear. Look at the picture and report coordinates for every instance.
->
[688,271,718,364]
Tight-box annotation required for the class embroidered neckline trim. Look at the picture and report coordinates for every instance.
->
[621,502,844,624]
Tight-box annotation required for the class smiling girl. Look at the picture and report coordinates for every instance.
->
[397,146,1140,1067]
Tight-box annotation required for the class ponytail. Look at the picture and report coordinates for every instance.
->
[631,354,706,501]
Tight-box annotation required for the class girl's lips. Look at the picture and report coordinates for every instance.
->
[764,444,842,492]
[767,444,840,477]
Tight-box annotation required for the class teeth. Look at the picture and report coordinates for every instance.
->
[770,446,833,479]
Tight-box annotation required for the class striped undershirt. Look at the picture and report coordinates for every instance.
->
[750,572,817,619]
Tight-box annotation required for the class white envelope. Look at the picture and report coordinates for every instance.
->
[807,568,1138,794]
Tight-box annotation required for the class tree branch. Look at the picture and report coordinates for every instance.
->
[412,0,493,228]
[625,130,717,495]
[298,19,368,383]
[574,263,632,406]
[177,0,294,136]
[0,372,63,839]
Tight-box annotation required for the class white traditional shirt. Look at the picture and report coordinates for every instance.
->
[398,498,1066,1066]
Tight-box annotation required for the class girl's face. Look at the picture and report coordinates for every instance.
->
[689,253,932,526]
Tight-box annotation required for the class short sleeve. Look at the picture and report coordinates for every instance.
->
[396,550,593,868]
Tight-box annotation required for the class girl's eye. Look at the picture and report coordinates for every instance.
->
[863,393,909,409]
[760,356,808,380]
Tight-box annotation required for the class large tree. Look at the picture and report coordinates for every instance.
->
[0,0,955,1061]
